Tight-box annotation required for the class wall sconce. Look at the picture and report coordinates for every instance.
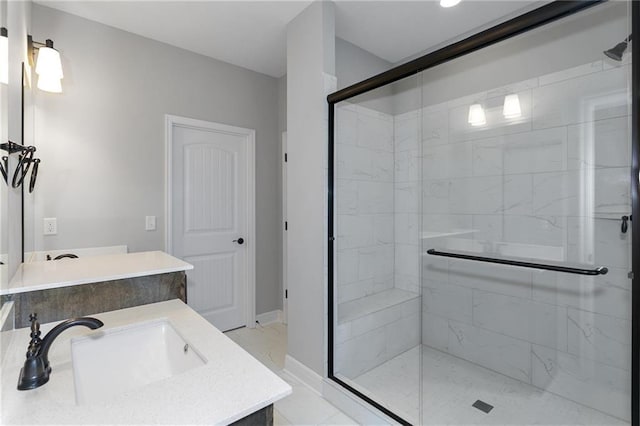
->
[28,35,63,93]
[503,94,521,119]
[1,28,7,85]
[468,103,486,126]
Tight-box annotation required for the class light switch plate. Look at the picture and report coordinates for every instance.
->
[145,216,156,231]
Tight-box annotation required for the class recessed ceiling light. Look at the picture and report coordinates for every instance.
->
[440,0,462,8]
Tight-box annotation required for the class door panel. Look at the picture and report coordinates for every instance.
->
[171,121,251,331]
[183,144,236,233]
[185,253,237,313]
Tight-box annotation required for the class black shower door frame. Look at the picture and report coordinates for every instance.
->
[326,1,640,425]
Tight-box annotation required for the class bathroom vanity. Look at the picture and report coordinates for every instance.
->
[0,299,292,424]
[1,251,190,327]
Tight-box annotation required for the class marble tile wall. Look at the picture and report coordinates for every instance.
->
[394,111,421,295]
[335,293,420,378]
[334,103,396,378]
[420,60,632,420]
[335,103,422,379]
[335,104,395,305]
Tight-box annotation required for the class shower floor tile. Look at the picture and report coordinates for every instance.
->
[348,346,628,425]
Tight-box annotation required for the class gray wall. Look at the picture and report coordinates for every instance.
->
[278,75,287,136]
[335,37,395,115]
[31,4,282,315]
[286,0,335,375]
[335,37,391,90]
[279,37,390,131]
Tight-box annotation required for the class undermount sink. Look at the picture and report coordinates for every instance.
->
[71,319,207,405]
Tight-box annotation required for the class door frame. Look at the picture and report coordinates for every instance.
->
[282,131,288,324]
[165,114,256,329]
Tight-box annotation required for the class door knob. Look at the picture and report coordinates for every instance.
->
[233,238,245,245]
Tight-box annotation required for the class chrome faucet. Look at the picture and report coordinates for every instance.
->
[17,313,104,390]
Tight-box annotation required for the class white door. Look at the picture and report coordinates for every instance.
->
[168,116,255,332]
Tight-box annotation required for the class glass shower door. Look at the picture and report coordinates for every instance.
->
[420,1,632,424]
[332,76,422,423]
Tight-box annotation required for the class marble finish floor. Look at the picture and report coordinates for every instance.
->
[345,345,629,425]
[225,323,357,426]
[226,323,628,425]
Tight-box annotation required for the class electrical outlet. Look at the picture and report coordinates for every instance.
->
[145,216,156,231]
[43,218,57,235]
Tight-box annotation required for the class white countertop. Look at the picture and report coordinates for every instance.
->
[0,300,292,425]
[2,251,193,295]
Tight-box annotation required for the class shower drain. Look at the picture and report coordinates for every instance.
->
[472,400,494,414]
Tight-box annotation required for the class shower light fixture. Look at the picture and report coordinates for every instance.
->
[28,35,63,93]
[440,0,461,7]
[503,94,521,119]
[0,28,7,85]
[468,103,486,126]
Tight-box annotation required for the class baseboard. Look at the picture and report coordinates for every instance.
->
[284,354,323,395]
[255,309,283,326]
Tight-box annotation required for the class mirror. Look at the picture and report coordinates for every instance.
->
[22,2,169,262]
[17,1,282,320]
[0,0,6,286]
[2,0,32,288]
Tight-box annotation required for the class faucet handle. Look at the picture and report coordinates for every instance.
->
[28,313,41,342]
[23,313,42,359]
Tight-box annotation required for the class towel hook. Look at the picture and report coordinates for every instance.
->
[11,146,36,188]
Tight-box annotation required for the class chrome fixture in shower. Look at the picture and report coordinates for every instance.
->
[604,34,632,61]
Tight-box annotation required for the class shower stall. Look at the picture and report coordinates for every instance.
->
[328,1,637,424]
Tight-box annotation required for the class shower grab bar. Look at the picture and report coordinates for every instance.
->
[426,249,608,276]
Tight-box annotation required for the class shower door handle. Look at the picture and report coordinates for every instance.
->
[426,249,608,276]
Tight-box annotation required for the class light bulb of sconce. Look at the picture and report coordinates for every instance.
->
[35,44,63,79]
[34,40,63,93]
[468,103,486,126]
[503,94,522,119]
[0,28,8,85]
[440,0,461,7]
[37,73,62,93]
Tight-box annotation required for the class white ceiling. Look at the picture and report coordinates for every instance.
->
[335,1,543,65]
[35,0,543,78]
[34,1,314,77]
